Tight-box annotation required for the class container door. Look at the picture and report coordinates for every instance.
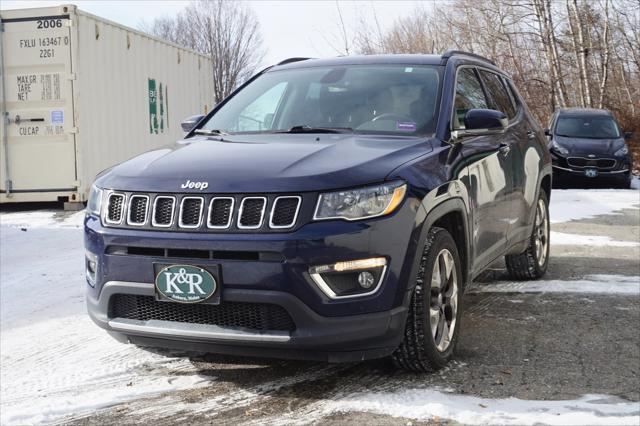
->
[1,14,77,198]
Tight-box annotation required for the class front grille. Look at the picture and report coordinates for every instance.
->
[597,159,616,169]
[239,197,266,228]
[180,197,204,228]
[102,192,304,232]
[567,157,616,170]
[106,193,125,223]
[110,295,295,331]
[270,197,300,228]
[127,195,149,225]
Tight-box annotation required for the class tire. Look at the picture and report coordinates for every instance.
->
[392,227,463,372]
[505,189,550,280]
[621,174,633,189]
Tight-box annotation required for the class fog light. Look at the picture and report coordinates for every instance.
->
[309,257,387,299]
[85,250,98,287]
[358,271,375,289]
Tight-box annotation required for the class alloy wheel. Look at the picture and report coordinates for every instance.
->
[429,249,458,352]
[534,198,549,267]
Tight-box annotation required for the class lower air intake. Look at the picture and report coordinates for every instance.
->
[110,295,296,331]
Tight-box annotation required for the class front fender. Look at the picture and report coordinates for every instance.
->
[399,183,471,308]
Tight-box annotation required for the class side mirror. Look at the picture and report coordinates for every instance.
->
[181,114,205,132]
[454,109,507,139]
[624,131,633,140]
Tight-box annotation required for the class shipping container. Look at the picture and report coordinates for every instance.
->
[0,4,214,204]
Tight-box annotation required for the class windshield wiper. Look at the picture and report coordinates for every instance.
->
[277,125,353,134]
[193,129,229,136]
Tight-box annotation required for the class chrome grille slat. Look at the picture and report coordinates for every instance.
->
[208,197,234,229]
[127,195,149,226]
[270,196,301,229]
[179,197,204,228]
[238,197,267,229]
[152,196,176,227]
[106,193,125,224]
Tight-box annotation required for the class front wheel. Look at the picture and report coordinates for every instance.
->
[505,190,550,280]
[392,227,463,372]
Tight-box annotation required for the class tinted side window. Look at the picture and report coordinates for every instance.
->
[479,70,516,119]
[453,68,488,129]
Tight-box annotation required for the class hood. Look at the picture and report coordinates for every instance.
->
[552,135,625,156]
[98,134,434,193]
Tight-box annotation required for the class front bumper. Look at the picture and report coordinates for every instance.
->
[84,198,422,361]
[87,280,407,362]
[551,152,631,179]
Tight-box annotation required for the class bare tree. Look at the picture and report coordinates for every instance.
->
[351,0,639,161]
[141,0,265,103]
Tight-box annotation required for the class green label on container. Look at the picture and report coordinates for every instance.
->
[148,78,168,134]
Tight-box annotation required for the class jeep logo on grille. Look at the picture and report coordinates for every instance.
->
[155,265,216,303]
[181,180,209,190]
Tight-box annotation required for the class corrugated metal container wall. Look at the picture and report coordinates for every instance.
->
[0,4,214,203]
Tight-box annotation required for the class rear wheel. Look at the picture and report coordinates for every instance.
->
[392,227,463,372]
[505,190,550,280]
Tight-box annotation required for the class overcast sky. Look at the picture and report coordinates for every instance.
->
[1,0,427,66]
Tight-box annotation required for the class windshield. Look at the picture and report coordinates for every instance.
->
[555,116,621,139]
[200,65,442,136]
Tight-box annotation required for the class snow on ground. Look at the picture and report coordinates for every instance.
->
[1,189,639,425]
[299,389,640,426]
[0,209,85,229]
[468,274,640,295]
[0,225,211,425]
[550,189,639,223]
[551,231,639,246]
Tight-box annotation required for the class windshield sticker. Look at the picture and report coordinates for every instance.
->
[396,121,417,132]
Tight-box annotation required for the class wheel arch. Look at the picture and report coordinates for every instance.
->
[404,197,471,304]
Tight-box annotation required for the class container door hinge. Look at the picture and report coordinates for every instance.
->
[67,73,76,81]
[69,127,78,134]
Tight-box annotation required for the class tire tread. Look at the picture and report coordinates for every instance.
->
[392,227,451,372]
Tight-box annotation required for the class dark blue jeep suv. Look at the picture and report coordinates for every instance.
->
[85,51,552,371]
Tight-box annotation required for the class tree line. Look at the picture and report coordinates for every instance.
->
[142,0,639,151]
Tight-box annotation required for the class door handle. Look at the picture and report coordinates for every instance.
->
[499,142,511,155]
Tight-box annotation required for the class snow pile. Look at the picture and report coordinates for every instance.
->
[307,389,640,426]
[551,231,639,247]
[631,176,640,190]
[550,189,639,223]
[469,275,640,295]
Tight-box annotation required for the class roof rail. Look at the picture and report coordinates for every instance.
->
[276,57,313,66]
[441,50,496,66]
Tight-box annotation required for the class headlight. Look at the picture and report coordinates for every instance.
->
[551,140,569,155]
[614,146,629,156]
[314,182,407,221]
[87,184,103,216]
